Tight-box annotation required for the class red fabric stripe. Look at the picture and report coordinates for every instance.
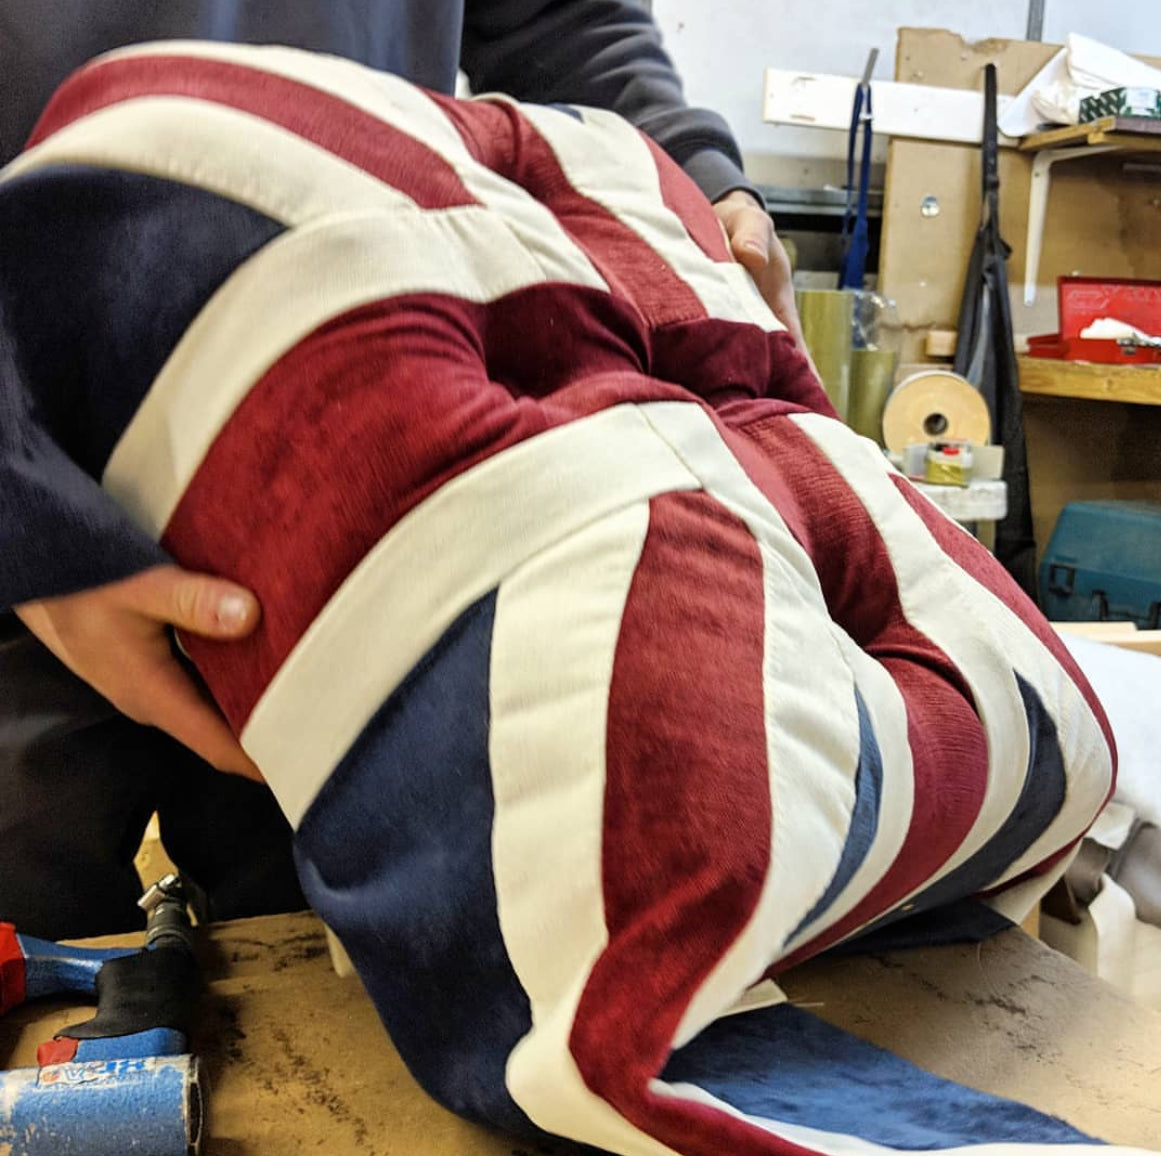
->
[639,134,733,264]
[568,492,805,1155]
[656,328,835,417]
[720,416,991,968]
[27,55,477,210]
[589,1096,821,1156]
[892,477,1119,857]
[163,286,699,732]
[891,476,1117,771]
[430,94,709,327]
[430,97,834,420]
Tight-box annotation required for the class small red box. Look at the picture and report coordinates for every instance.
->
[1058,276,1161,339]
[1026,276,1161,364]
[1026,334,1161,365]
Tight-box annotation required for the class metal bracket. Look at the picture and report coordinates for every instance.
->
[1023,144,1116,306]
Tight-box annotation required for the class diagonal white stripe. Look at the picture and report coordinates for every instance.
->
[95,41,607,294]
[777,633,916,957]
[488,502,685,1154]
[514,99,783,333]
[240,404,700,826]
[635,403,914,1047]
[101,208,600,536]
[790,413,1114,907]
[1,96,412,219]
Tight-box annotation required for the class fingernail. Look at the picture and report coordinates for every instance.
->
[216,593,251,630]
[744,240,768,257]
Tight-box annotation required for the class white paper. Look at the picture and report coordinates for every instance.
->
[998,33,1161,137]
[998,47,1069,136]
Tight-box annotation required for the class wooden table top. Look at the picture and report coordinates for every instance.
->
[3,911,1159,1153]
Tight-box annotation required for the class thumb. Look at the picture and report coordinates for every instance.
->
[715,191,774,272]
[138,654,265,780]
[119,565,261,639]
[730,215,772,271]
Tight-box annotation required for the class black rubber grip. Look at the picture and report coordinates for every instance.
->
[61,945,200,1040]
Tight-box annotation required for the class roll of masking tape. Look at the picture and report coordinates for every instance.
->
[881,370,991,453]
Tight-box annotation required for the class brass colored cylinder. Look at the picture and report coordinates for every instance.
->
[796,289,853,421]
[848,348,898,444]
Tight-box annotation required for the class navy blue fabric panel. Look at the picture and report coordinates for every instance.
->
[0,165,284,476]
[830,899,1012,957]
[663,1003,1094,1147]
[293,593,539,1138]
[0,305,169,608]
[0,1,464,163]
[786,689,883,945]
[857,671,1069,941]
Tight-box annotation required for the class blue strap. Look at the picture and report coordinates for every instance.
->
[839,85,863,253]
[839,81,873,291]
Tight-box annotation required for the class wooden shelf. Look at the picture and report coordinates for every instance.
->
[1020,116,1161,152]
[1054,622,1161,656]
[1019,356,1161,405]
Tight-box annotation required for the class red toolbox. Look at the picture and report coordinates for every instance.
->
[1028,276,1161,364]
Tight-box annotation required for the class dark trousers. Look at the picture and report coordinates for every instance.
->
[0,614,305,940]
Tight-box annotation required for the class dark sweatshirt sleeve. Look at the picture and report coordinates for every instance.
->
[0,314,169,611]
[461,0,755,205]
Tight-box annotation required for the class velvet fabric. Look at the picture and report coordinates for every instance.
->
[0,44,1133,1156]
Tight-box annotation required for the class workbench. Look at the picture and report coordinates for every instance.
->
[2,911,1159,1153]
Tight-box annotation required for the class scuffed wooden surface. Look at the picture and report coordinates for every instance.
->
[3,912,1159,1152]
[780,930,1161,1146]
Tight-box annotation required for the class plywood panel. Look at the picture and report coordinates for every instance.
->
[880,29,1161,363]
[893,28,1062,94]
[1020,358,1161,406]
[1023,395,1161,555]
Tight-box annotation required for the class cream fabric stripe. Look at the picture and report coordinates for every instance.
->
[489,505,683,1154]
[241,405,701,827]
[636,403,913,1048]
[791,417,1048,896]
[986,851,1075,926]
[515,99,782,333]
[659,1082,1150,1156]
[792,413,1114,895]
[98,41,607,295]
[778,634,916,957]
[0,97,413,220]
[102,208,600,536]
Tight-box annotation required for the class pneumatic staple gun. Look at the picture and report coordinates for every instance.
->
[0,875,204,1155]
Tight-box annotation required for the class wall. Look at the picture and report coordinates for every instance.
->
[652,0,1161,185]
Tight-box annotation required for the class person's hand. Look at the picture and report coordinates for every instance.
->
[713,189,809,355]
[15,565,263,780]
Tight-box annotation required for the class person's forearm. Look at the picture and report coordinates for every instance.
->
[462,0,754,204]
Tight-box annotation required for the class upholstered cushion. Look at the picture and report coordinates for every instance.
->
[4,42,1125,1155]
